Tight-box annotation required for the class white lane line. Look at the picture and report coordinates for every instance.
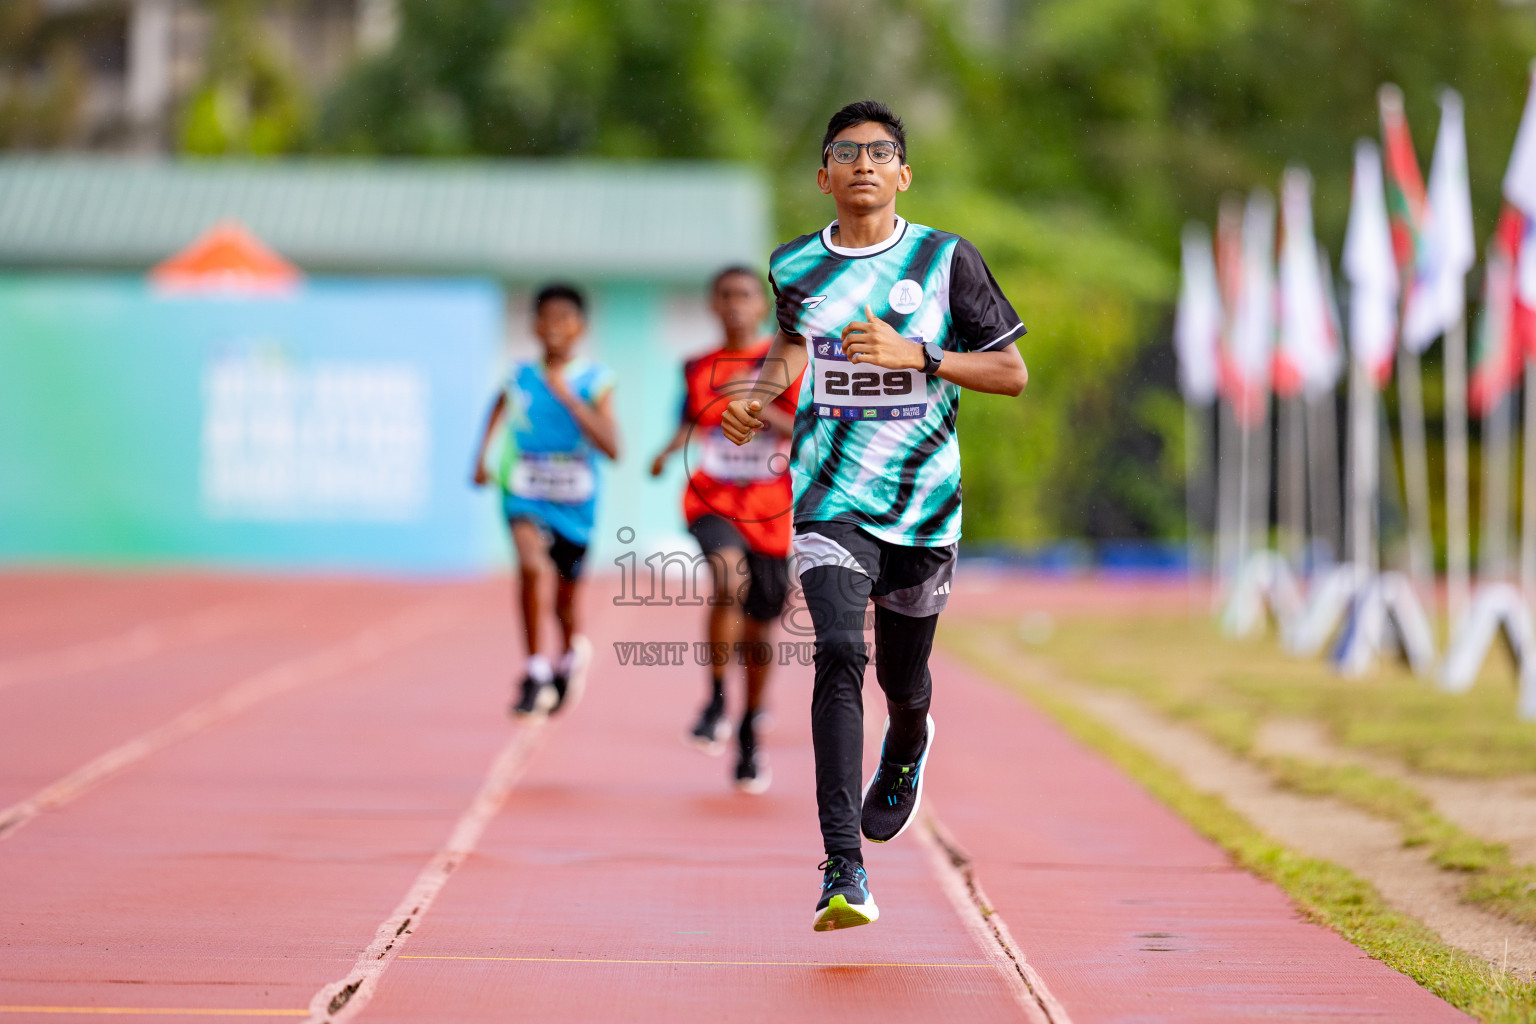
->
[0,601,278,693]
[0,599,465,842]
[917,806,1073,1024]
[304,721,547,1023]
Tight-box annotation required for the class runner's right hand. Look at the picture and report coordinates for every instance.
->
[472,464,490,487]
[721,399,763,446]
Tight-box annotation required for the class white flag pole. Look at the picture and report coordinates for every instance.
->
[1349,352,1375,577]
[1308,390,1342,564]
[1253,395,1273,562]
[1483,395,1515,581]
[1217,397,1240,601]
[1315,247,1347,566]
[1185,400,1203,608]
[1397,347,1436,603]
[1523,361,1536,599]
[1446,309,1472,624]
[1280,393,1307,569]
[1237,413,1252,577]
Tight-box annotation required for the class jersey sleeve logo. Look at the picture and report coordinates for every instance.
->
[888,279,924,314]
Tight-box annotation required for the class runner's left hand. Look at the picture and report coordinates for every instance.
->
[841,305,922,370]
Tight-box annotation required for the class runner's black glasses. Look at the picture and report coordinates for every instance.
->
[824,139,903,165]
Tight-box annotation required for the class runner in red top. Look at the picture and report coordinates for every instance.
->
[651,266,804,794]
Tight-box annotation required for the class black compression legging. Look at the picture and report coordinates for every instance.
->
[801,564,936,855]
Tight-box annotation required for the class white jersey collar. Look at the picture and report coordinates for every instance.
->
[821,216,907,258]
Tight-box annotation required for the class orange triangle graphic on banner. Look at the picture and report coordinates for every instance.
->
[151,220,302,293]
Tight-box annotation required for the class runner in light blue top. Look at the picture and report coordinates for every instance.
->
[473,283,620,720]
[501,357,614,546]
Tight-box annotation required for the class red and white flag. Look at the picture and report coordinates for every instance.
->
[1471,208,1528,415]
[1503,65,1536,353]
[1378,85,1427,306]
[1471,67,1536,414]
[1175,223,1222,405]
[1402,90,1475,351]
[1218,191,1275,427]
[1276,167,1342,397]
[1343,140,1399,387]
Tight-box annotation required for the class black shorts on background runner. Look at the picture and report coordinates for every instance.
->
[509,515,588,582]
[689,514,790,622]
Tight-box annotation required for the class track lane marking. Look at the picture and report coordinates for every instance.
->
[917,806,1073,1024]
[0,601,281,694]
[0,1009,306,1017]
[0,599,465,842]
[303,721,548,1023]
[397,954,998,967]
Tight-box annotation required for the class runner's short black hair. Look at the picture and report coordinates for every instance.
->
[710,265,762,294]
[534,282,586,315]
[820,100,906,167]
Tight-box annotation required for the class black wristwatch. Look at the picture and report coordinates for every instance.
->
[921,341,945,376]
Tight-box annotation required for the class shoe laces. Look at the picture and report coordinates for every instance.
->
[818,855,859,885]
[881,763,917,796]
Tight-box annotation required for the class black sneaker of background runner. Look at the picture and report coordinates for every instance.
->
[548,671,569,713]
[813,855,879,931]
[510,675,553,719]
[734,746,771,795]
[686,696,730,755]
[861,715,936,843]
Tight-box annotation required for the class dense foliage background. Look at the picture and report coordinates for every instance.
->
[13,0,1536,543]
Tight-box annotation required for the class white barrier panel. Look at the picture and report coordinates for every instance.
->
[1285,563,1362,657]
[1221,551,1303,639]
[1332,571,1436,678]
[1440,583,1536,717]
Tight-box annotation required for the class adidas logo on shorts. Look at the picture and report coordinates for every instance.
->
[932,581,951,597]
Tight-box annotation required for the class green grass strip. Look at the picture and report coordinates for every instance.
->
[1263,755,1536,927]
[944,637,1536,1023]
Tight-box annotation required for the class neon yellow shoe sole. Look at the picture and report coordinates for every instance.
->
[812,893,879,932]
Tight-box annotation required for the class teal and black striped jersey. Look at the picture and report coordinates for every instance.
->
[769,216,1025,548]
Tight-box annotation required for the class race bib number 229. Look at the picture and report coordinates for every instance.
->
[810,336,928,421]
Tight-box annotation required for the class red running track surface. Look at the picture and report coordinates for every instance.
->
[0,571,1470,1022]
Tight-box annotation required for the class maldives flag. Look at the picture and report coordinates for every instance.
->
[1379,84,1427,297]
[1469,207,1531,415]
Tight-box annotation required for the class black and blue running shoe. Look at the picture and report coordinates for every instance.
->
[860,714,935,843]
[813,855,878,931]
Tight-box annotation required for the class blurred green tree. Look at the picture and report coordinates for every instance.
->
[180,0,311,155]
[0,1,88,149]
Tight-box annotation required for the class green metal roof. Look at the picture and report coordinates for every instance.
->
[0,157,770,280]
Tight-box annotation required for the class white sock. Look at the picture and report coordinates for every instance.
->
[527,654,553,684]
[557,647,577,675]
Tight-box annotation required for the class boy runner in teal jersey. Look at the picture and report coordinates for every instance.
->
[473,284,621,718]
[721,101,1029,931]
